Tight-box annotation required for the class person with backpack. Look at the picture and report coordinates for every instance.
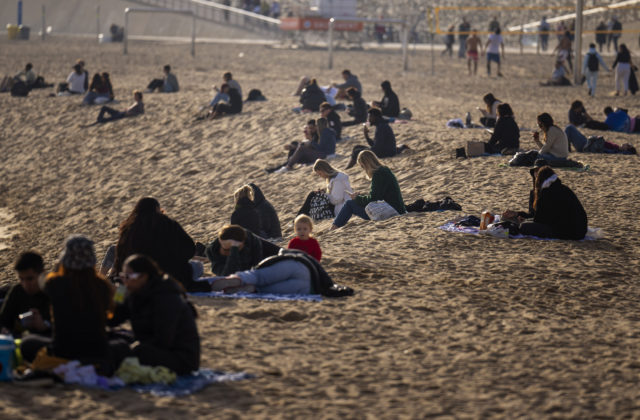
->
[582,43,610,96]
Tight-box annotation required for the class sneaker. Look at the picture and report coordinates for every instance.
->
[273,166,290,173]
[497,72,504,77]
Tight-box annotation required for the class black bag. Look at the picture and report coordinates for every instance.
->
[10,80,29,97]
[246,89,266,101]
[509,150,539,167]
[309,192,334,221]
[584,136,605,153]
[587,53,599,72]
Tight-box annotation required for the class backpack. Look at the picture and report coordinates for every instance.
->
[10,80,29,97]
[584,136,605,153]
[587,53,599,72]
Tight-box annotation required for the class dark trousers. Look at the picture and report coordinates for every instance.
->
[97,106,125,123]
[585,120,610,131]
[519,222,554,238]
[342,119,365,127]
[147,79,164,91]
[298,191,316,216]
[134,343,196,375]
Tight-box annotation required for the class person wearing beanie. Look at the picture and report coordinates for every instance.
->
[372,81,400,118]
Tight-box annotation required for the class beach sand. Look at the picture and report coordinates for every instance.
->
[0,36,640,418]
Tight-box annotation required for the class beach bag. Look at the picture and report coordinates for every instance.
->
[246,89,266,101]
[584,136,605,153]
[587,53,599,71]
[398,108,412,120]
[365,201,399,221]
[466,141,485,157]
[10,80,29,97]
[309,192,334,221]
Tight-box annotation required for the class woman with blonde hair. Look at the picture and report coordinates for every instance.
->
[298,159,352,220]
[331,150,406,229]
[231,184,261,235]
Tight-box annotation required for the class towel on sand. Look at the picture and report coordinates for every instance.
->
[189,291,323,302]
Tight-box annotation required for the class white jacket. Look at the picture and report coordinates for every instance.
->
[326,172,352,216]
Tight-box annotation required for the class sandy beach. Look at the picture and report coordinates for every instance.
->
[1,35,640,418]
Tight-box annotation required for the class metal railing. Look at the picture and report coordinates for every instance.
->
[125,0,282,36]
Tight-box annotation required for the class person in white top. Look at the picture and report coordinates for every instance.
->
[297,159,352,220]
[485,28,504,77]
[66,64,87,94]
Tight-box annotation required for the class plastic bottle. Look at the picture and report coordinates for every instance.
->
[479,211,494,230]
[465,112,472,127]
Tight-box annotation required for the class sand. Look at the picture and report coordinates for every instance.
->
[1,35,640,419]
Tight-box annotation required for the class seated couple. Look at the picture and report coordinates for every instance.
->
[501,165,587,240]
[204,225,352,296]
[0,63,52,92]
[273,117,337,173]
[204,83,242,120]
[345,107,409,170]
[229,184,282,239]
[83,72,114,105]
[482,103,520,155]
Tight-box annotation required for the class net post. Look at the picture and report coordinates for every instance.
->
[124,8,129,55]
[191,13,196,57]
[574,0,584,85]
[328,18,334,70]
[401,21,408,71]
[41,5,45,41]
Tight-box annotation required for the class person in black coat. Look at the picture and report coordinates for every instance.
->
[230,185,261,235]
[300,79,326,112]
[110,254,200,375]
[113,197,200,292]
[209,84,242,119]
[320,102,342,140]
[484,103,520,154]
[342,87,368,127]
[249,183,282,239]
[372,80,400,118]
[504,166,587,239]
[205,225,281,276]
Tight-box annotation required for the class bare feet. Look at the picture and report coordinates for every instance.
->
[210,275,242,291]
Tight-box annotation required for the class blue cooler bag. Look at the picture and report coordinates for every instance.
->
[0,335,15,381]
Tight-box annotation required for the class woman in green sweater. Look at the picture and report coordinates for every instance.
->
[331,150,405,229]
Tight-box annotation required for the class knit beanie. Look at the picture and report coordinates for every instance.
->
[60,234,96,270]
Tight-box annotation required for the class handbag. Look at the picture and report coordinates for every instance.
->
[365,201,399,221]
[309,192,335,221]
[466,141,485,157]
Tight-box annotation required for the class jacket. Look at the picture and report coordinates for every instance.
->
[380,90,400,118]
[488,116,520,152]
[163,72,180,92]
[367,120,397,158]
[349,97,368,123]
[231,197,261,235]
[354,166,406,215]
[327,172,352,216]
[539,126,569,158]
[315,127,337,155]
[300,84,326,112]
[228,88,243,113]
[249,183,282,239]
[326,110,342,140]
[335,74,362,94]
[205,230,281,276]
[533,179,588,239]
[110,275,200,375]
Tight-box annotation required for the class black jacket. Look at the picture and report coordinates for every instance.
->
[228,88,243,114]
[115,214,197,292]
[380,89,400,118]
[487,116,520,153]
[300,84,326,112]
[533,179,588,239]
[205,230,281,276]
[367,120,397,158]
[110,275,200,375]
[349,97,368,123]
[326,110,342,140]
[230,197,261,235]
[250,183,282,239]
[0,284,50,336]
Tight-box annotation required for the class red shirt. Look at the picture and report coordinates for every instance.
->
[287,237,322,261]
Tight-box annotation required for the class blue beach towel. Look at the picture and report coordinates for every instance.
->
[189,291,323,302]
[122,369,254,397]
[438,221,602,241]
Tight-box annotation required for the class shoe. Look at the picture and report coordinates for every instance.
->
[144,88,153,93]
[273,166,289,173]
[455,147,467,159]
[345,159,356,170]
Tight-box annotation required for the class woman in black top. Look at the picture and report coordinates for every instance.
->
[342,87,368,127]
[230,185,261,236]
[484,103,520,154]
[613,43,633,96]
[110,254,200,375]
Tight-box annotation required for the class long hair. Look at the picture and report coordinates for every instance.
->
[115,197,161,273]
[483,93,498,112]
[537,112,554,133]
[533,166,557,209]
[233,185,254,206]
[123,254,186,293]
[357,150,382,179]
[497,103,513,118]
[313,159,339,180]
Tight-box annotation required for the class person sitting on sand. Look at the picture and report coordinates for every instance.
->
[207,83,242,120]
[331,69,362,100]
[478,93,502,127]
[20,235,126,375]
[331,150,406,230]
[287,215,322,262]
[146,65,179,93]
[604,106,632,132]
[83,72,114,105]
[276,118,336,172]
[484,103,520,155]
[564,124,637,154]
[502,166,587,239]
[299,78,326,113]
[553,30,573,72]
[109,254,199,375]
[96,90,144,124]
[266,120,319,173]
[568,100,609,130]
[249,183,282,240]
[205,225,281,276]
[342,87,368,127]
[112,197,206,292]
[298,159,352,220]
[346,108,409,169]
[372,80,400,118]
[320,102,342,140]
[532,112,568,161]
[209,72,242,107]
[539,61,571,86]
[230,185,261,235]
[58,63,88,95]
[0,252,50,338]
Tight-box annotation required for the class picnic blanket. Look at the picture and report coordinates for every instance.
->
[189,291,323,302]
[122,369,254,397]
[439,219,603,241]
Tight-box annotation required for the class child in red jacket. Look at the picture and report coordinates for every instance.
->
[287,215,322,261]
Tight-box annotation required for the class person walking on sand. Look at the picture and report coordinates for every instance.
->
[466,31,482,75]
[485,28,504,77]
[582,43,610,96]
[458,17,471,58]
[613,43,634,96]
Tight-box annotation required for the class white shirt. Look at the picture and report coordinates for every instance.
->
[66,71,86,93]
[327,172,352,216]
[487,34,503,54]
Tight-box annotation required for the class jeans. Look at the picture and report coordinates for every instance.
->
[458,38,467,58]
[615,62,631,93]
[333,199,370,227]
[286,143,326,167]
[209,92,229,107]
[584,70,598,96]
[83,91,110,105]
[236,260,311,294]
[97,106,124,123]
[564,124,587,152]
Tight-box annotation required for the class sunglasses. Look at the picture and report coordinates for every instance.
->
[119,272,142,281]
